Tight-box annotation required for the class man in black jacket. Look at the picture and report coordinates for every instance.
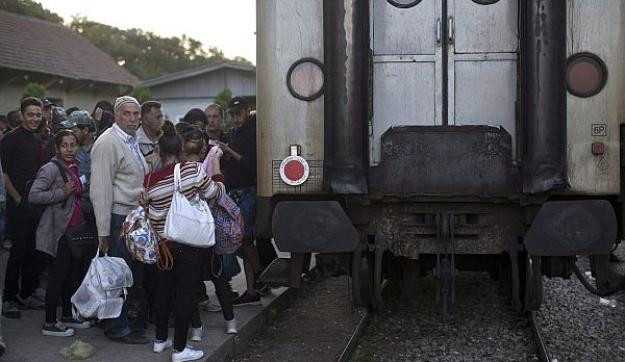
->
[1,97,45,318]
[218,97,276,306]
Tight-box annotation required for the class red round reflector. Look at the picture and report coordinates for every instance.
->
[567,53,608,98]
[279,155,310,186]
[284,160,305,181]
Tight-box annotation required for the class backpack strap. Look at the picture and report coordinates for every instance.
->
[51,159,69,208]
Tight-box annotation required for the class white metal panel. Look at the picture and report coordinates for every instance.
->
[257,0,325,197]
[373,0,438,55]
[451,0,518,54]
[566,0,625,195]
[447,0,518,158]
[371,61,437,165]
[453,59,517,143]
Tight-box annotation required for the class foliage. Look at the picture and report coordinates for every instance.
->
[128,86,152,104]
[21,81,46,99]
[1,2,253,81]
[0,0,63,24]
[70,17,252,80]
[213,88,232,110]
[213,88,234,132]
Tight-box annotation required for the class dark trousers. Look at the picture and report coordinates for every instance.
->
[155,244,203,351]
[201,251,234,321]
[44,236,87,323]
[131,263,156,330]
[4,200,40,301]
[256,237,277,270]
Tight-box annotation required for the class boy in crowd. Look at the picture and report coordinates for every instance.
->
[1,97,46,317]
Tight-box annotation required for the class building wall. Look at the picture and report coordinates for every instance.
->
[148,68,255,122]
[0,75,126,115]
[161,98,216,123]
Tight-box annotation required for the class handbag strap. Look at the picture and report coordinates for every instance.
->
[173,163,182,193]
[140,171,153,214]
[157,240,173,270]
[51,159,69,208]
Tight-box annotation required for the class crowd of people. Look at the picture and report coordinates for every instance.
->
[0,94,277,361]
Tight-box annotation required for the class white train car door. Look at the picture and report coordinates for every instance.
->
[370,0,518,165]
[370,0,443,165]
[448,0,519,155]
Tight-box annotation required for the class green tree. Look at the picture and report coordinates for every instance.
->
[213,88,232,110]
[21,81,46,99]
[0,0,63,24]
[2,2,253,80]
[70,17,252,80]
[129,86,152,104]
[213,88,234,131]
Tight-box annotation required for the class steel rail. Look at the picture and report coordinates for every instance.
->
[337,308,371,362]
[529,311,551,362]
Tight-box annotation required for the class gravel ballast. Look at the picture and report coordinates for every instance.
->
[536,253,625,361]
[354,271,537,361]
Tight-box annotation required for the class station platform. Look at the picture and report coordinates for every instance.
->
[0,247,293,362]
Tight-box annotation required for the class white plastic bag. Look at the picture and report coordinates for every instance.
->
[71,251,133,320]
[162,163,215,248]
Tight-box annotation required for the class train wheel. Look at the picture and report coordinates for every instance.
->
[351,245,372,308]
[523,254,543,311]
[371,245,384,311]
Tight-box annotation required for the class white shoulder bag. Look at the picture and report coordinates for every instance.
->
[162,163,215,248]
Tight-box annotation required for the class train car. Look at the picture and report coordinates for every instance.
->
[255,0,625,313]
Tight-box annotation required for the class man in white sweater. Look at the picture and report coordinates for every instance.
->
[90,96,149,344]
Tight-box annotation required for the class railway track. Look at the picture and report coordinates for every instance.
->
[228,274,369,362]
[231,270,562,361]
[352,271,538,361]
[529,311,551,362]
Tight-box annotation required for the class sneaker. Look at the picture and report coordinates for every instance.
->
[232,291,261,307]
[225,319,237,334]
[17,295,44,310]
[172,347,204,362]
[199,300,222,312]
[42,322,75,337]
[188,326,203,342]
[2,300,21,319]
[61,316,91,329]
[153,339,172,353]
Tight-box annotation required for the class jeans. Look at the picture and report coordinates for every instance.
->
[4,199,40,301]
[104,213,134,338]
[154,243,203,351]
[230,187,277,269]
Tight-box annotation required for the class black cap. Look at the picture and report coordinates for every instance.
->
[41,98,54,108]
[57,119,77,131]
[51,107,67,123]
[227,97,249,112]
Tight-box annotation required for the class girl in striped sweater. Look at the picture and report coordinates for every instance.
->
[144,121,225,362]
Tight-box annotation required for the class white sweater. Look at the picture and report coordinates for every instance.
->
[90,127,148,236]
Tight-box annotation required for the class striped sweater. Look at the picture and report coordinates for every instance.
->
[144,161,225,238]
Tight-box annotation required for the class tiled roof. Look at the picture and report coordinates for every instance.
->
[141,62,255,87]
[0,10,138,86]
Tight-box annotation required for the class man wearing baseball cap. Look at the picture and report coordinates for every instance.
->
[218,97,277,306]
[67,111,96,219]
